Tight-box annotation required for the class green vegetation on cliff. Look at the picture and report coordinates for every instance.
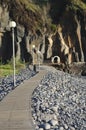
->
[0,0,86,31]
[67,0,86,11]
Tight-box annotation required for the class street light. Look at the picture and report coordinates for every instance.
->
[32,44,36,72]
[9,21,16,86]
[37,50,42,71]
[32,44,35,65]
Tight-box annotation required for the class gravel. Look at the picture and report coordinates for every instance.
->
[31,69,86,130]
[0,68,36,101]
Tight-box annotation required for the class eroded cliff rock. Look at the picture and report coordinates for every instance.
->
[0,0,86,65]
[42,5,86,64]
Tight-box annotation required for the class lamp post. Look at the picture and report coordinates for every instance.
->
[32,44,36,72]
[37,50,41,71]
[32,44,35,65]
[9,21,16,86]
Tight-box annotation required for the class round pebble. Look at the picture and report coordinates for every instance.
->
[44,123,51,130]
[38,128,44,130]
[49,119,58,126]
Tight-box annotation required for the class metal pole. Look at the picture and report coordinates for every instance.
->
[33,49,36,72]
[32,45,36,72]
[12,27,16,86]
[33,50,34,66]
[38,51,40,71]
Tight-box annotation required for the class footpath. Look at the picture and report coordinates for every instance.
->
[0,68,47,130]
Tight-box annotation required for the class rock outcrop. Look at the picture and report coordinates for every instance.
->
[0,0,86,65]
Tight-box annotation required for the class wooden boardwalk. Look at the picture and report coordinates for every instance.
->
[0,69,47,130]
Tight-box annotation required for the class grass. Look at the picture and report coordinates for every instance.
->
[0,62,25,77]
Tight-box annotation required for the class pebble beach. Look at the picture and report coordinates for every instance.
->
[31,68,86,130]
[0,68,35,101]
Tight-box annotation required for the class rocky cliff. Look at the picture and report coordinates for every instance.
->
[0,0,86,65]
[43,0,86,64]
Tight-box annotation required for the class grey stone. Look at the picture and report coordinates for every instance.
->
[70,126,75,130]
[44,123,51,130]
[64,124,68,129]
[59,127,64,130]
[51,106,58,112]
[39,128,44,130]
[49,119,58,126]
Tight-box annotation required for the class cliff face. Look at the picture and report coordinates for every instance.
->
[42,0,86,64]
[0,0,42,64]
[49,9,86,64]
[0,0,86,64]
